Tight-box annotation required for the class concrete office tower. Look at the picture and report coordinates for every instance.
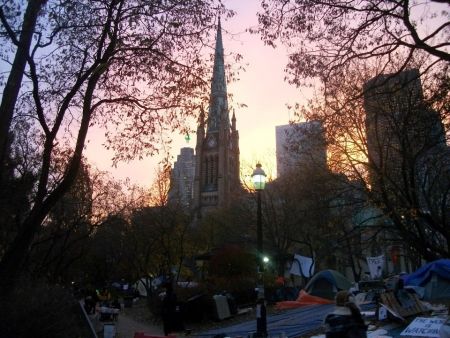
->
[168,147,196,208]
[192,19,240,216]
[276,121,327,177]
[363,69,446,193]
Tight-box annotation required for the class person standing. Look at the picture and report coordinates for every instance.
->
[161,282,184,336]
[323,290,367,338]
[84,287,99,315]
[111,297,121,321]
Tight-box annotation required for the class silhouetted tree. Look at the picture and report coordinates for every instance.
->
[0,0,235,295]
[256,0,449,261]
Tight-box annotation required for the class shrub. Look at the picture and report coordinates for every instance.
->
[0,277,89,338]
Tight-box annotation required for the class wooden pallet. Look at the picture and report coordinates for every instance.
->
[380,291,428,318]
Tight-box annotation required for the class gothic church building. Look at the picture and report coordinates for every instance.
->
[192,20,240,216]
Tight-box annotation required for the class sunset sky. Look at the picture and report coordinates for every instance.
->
[85,0,309,187]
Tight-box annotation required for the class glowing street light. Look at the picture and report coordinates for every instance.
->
[252,163,267,337]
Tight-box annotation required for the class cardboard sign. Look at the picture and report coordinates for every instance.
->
[400,317,445,337]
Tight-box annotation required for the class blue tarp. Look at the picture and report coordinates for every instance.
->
[402,259,450,286]
[196,303,377,338]
[196,304,334,338]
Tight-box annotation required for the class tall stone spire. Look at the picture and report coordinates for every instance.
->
[207,17,229,132]
[192,17,240,218]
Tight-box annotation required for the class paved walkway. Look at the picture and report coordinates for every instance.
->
[116,313,164,338]
[91,312,164,338]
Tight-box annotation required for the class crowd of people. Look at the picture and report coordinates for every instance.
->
[82,279,185,333]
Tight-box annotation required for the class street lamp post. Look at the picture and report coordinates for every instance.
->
[252,163,267,338]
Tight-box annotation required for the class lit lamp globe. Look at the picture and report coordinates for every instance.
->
[252,163,266,191]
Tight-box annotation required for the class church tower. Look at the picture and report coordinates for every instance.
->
[193,19,240,216]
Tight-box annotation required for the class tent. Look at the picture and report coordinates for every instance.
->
[133,276,166,297]
[402,259,450,300]
[134,277,152,297]
[305,269,352,300]
[275,290,333,310]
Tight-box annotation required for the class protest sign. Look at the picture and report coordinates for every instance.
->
[400,317,445,337]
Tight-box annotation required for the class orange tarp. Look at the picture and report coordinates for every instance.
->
[275,290,333,310]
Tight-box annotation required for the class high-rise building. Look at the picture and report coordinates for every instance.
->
[168,147,195,208]
[275,121,327,177]
[192,19,240,216]
[363,69,446,192]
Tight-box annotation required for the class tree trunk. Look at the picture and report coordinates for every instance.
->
[0,0,47,180]
[0,64,102,297]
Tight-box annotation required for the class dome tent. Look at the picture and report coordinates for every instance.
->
[305,269,352,300]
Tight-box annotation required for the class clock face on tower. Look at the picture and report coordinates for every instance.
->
[207,135,217,148]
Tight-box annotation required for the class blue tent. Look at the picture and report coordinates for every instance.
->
[402,259,450,300]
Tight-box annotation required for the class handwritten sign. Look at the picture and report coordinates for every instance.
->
[366,255,384,279]
[400,317,445,337]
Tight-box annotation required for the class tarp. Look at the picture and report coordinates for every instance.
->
[402,259,450,300]
[199,304,334,338]
[275,290,333,310]
[290,254,315,277]
[305,269,352,300]
[198,303,377,338]
[402,259,450,286]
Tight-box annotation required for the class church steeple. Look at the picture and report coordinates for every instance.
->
[207,17,229,132]
[193,18,240,217]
